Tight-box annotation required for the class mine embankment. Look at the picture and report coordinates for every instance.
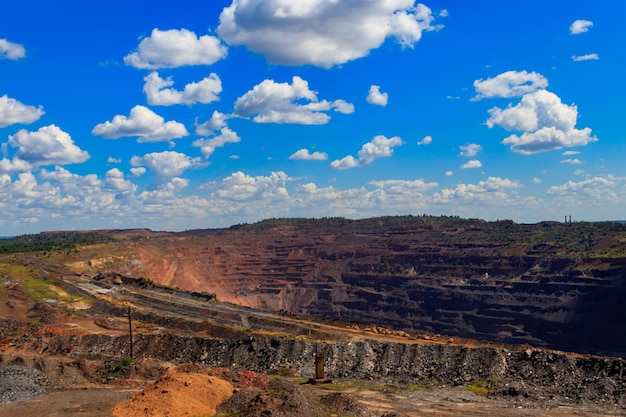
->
[26,332,626,409]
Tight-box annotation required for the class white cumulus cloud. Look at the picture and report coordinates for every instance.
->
[289,149,328,161]
[192,127,241,159]
[104,168,136,192]
[546,176,622,207]
[214,171,289,201]
[0,39,26,60]
[435,177,522,203]
[460,159,483,169]
[92,105,188,142]
[369,178,438,193]
[366,85,389,106]
[234,76,354,124]
[486,89,597,154]
[570,19,593,35]
[124,28,227,69]
[0,95,44,128]
[217,0,440,68]
[417,135,432,145]
[460,143,482,157]
[131,167,146,177]
[331,135,403,169]
[473,70,548,101]
[143,72,222,106]
[195,111,229,136]
[130,150,203,180]
[1,125,89,173]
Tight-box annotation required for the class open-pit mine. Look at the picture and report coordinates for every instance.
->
[1,216,625,416]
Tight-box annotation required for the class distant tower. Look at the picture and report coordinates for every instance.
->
[569,215,572,223]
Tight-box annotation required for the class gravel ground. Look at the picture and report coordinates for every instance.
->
[0,365,48,405]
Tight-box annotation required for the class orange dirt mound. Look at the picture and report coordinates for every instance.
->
[112,367,234,417]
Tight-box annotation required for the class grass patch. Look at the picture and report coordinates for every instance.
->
[407,383,428,391]
[102,357,134,380]
[23,277,56,300]
[0,262,38,280]
[465,379,493,396]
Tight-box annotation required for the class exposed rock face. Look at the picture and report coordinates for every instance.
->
[34,333,626,407]
[72,217,626,357]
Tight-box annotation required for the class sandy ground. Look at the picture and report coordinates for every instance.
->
[0,388,132,417]
[0,382,623,417]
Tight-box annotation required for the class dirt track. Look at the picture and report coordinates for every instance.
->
[0,381,623,417]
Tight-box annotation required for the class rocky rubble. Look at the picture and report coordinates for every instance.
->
[31,333,626,408]
[0,365,48,405]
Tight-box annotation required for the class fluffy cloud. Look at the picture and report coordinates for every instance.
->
[143,72,222,106]
[473,70,548,100]
[369,178,438,194]
[366,85,389,106]
[417,135,432,145]
[460,143,482,157]
[570,19,593,35]
[214,171,289,202]
[195,111,229,136]
[104,168,136,192]
[1,165,147,231]
[124,28,227,69]
[572,53,599,62]
[486,89,597,154]
[192,127,241,159]
[0,39,25,60]
[289,149,328,161]
[217,0,440,68]
[546,176,622,206]
[130,150,203,180]
[130,167,146,177]
[331,135,403,169]
[0,95,44,128]
[460,159,482,169]
[39,166,100,188]
[1,125,89,173]
[234,76,354,124]
[92,105,188,142]
[435,177,522,203]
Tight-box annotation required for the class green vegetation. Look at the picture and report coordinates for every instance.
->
[102,356,134,380]
[0,262,38,280]
[222,216,626,258]
[0,231,113,255]
[465,379,494,396]
[23,277,56,300]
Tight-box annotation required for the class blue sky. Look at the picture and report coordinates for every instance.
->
[1,0,624,234]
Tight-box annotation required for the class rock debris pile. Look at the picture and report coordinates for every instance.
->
[0,365,48,405]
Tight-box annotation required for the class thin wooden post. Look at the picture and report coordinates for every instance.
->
[315,355,325,379]
[127,305,133,359]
